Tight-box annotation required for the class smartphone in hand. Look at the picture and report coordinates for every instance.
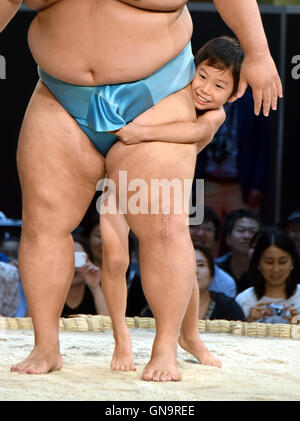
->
[74,251,87,268]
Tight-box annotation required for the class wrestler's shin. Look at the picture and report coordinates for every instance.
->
[135,214,195,381]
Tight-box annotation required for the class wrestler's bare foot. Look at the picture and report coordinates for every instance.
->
[142,340,181,382]
[111,331,136,372]
[178,332,222,368]
[10,345,63,375]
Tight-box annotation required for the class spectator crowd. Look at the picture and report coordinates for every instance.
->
[1,204,300,326]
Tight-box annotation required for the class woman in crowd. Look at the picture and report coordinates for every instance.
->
[236,226,300,323]
[195,245,245,321]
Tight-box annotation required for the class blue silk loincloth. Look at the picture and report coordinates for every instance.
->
[38,42,195,156]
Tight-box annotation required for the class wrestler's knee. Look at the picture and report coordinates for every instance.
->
[21,195,82,243]
[21,216,69,246]
[136,213,189,246]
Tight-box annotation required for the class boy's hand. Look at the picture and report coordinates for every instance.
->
[115,122,145,145]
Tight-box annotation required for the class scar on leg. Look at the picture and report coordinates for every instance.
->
[161,212,170,247]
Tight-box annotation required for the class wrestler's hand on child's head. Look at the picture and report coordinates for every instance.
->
[229,52,283,117]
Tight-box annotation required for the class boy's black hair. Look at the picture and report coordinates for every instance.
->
[194,36,244,97]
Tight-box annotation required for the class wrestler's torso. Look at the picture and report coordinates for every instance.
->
[25,0,193,85]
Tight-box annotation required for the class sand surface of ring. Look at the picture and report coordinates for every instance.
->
[0,328,299,401]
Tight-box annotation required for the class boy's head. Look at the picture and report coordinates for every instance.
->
[192,36,244,111]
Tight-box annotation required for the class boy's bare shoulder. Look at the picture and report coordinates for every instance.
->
[160,84,196,117]
[172,84,194,102]
[196,106,226,125]
[213,106,226,124]
[133,83,195,126]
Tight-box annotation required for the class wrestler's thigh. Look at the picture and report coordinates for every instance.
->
[105,141,197,237]
[17,80,105,230]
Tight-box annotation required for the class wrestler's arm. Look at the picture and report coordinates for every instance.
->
[212,0,282,116]
[0,0,23,32]
[116,107,225,151]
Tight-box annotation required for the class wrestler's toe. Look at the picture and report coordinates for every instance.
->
[130,364,137,372]
[159,371,171,382]
[142,370,154,381]
[27,367,42,374]
[152,370,163,382]
[172,371,182,381]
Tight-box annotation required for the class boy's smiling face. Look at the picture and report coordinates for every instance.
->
[191,61,235,111]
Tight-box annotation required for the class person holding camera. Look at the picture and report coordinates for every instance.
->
[235,226,300,324]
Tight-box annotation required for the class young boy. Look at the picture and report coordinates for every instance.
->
[115,36,244,152]
[100,36,244,375]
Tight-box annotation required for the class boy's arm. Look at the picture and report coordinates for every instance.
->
[0,0,23,33]
[195,107,226,153]
[115,107,226,149]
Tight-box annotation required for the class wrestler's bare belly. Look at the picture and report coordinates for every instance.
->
[25,0,193,85]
